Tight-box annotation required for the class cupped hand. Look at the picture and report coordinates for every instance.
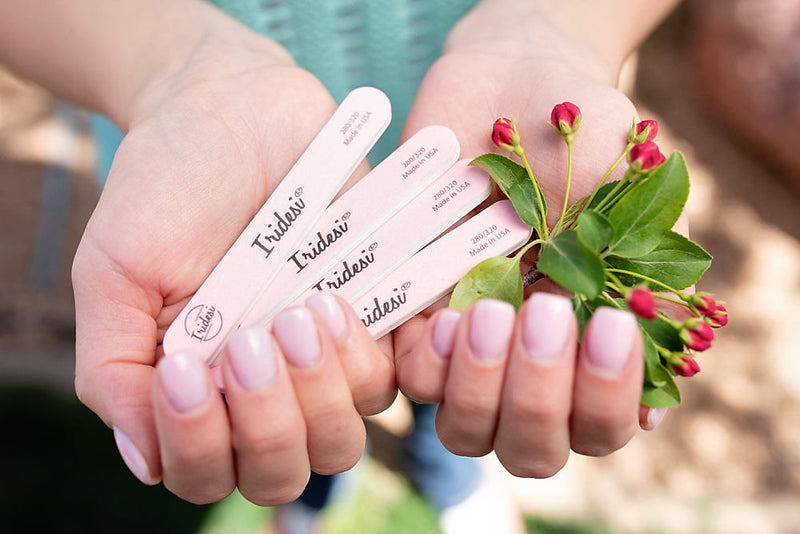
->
[72,35,395,504]
[394,30,673,477]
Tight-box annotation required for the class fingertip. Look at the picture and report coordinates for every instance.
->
[639,406,667,431]
[113,426,160,486]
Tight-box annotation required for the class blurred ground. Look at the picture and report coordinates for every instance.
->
[1,6,799,534]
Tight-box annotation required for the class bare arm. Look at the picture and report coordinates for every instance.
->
[0,0,290,128]
[447,0,683,84]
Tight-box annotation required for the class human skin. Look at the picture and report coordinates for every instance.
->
[0,0,681,503]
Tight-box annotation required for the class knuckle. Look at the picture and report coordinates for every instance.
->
[438,430,492,458]
[234,425,302,458]
[173,482,235,505]
[571,420,636,457]
[73,373,94,410]
[311,447,362,476]
[165,444,223,474]
[497,451,567,479]
[450,393,497,423]
[242,478,308,507]
[506,397,565,429]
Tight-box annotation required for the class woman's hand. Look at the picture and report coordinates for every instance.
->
[72,30,395,504]
[394,6,677,477]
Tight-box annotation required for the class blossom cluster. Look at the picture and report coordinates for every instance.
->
[481,103,728,394]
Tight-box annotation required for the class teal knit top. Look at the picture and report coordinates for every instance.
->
[209,0,479,160]
[92,1,479,181]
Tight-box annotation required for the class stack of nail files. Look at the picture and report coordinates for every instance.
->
[249,159,494,324]
[238,125,463,334]
[351,199,532,339]
[164,87,393,364]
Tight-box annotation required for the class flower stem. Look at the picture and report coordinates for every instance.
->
[518,148,549,240]
[514,238,542,259]
[652,293,687,307]
[607,268,680,294]
[583,142,633,211]
[553,137,574,235]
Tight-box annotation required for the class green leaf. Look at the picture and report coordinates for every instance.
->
[573,298,594,337]
[641,334,681,408]
[639,316,684,352]
[606,230,712,290]
[641,383,681,408]
[537,230,605,298]
[587,180,631,212]
[470,154,546,235]
[577,210,614,252]
[607,152,690,258]
[449,255,524,311]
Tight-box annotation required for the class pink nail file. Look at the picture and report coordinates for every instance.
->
[163,87,391,362]
[238,126,460,332]
[351,200,532,339]
[279,160,492,315]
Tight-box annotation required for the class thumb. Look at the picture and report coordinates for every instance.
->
[72,237,163,485]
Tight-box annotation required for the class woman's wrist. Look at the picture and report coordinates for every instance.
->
[111,3,295,130]
[445,0,680,87]
[0,0,294,130]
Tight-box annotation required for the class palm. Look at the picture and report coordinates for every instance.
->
[72,64,354,454]
[393,51,638,354]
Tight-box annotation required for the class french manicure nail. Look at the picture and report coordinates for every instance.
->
[157,351,209,412]
[432,309,461,359]
[522,293,572,363]
[113,427,157,485]
[468,299,515,362]
[226,325,277,390]
[306,292,348,342]
[585,307,637,375]
[273,307,321,368]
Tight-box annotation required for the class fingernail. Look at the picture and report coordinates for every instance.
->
[157,351,209,412]
[273,307,321,368]
[468,299,515,362]
[585,307,637,375]
[522,293,572,363]
[306,292,348,342]
[646,408,667,431]
[432,309,461,359]
[227,325,277,390]
[113,427,157,485]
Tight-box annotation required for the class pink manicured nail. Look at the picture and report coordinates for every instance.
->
[585,307,637,375]
[273,307,321,368]
[157,351,209,412]
[226,325,277,390]
[113,427,157,485]
[522,293,572,363]
[432,309,461,359]
[306,292,348,342]
[468,299,515,362]
[646,408,667,430]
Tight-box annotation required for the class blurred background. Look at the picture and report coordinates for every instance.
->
[1,3,799,533]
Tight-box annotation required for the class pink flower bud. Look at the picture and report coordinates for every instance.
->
[673,356,701,377]
[707,303,729,328]
[628,142,666,172]
[491,117,520,152]
[550,102,581,137]
[696,295,717,316]
[681,319,715,352]
[630,119,659,143]
[628,287,657,320]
